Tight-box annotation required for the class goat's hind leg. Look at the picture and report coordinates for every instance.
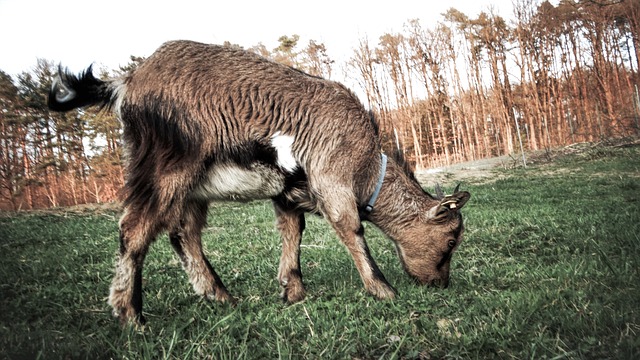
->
[169,200,235,305]
[273,200,306,303]
[109,207,158,326]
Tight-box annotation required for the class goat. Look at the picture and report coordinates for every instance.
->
[48,40,470,325]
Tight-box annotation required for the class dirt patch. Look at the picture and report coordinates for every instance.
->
[0,201,122,218]
[415,155,514,187]
[415,136,640,187]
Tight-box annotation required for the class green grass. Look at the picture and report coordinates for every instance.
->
[1,145,639,359]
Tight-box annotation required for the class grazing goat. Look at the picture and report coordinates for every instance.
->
[48,40,470,325]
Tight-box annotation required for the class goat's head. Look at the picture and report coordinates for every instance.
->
[391,184,471,288]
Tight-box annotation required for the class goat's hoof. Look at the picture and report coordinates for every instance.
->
[368,282,397,300]
[280,283,306,304]
[214,290,237,306]
[114,308,146,328]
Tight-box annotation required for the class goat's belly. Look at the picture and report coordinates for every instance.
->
[190,163,286,201]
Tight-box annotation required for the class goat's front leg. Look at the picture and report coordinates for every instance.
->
[320,187,397,300]
[273,200,306,303]
[332,217,397,300]
[169,200,235,305]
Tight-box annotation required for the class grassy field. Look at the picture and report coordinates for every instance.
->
[1,143,639,359]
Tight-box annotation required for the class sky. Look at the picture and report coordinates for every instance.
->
[0,0,513,80]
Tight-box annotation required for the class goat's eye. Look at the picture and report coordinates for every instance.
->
[448,239,456,249]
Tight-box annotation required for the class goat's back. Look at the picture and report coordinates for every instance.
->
[114,40,385,212]
[122,40,380,177]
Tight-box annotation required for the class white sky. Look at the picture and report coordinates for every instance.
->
[0,0,512,80]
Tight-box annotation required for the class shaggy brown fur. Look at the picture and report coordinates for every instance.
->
[48,40,470,325]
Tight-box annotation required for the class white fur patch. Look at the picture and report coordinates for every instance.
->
[271,132,298,173]
[111,78,127,119]
[190,163,285,201]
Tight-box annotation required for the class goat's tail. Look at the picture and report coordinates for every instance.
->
[48,65,120,112]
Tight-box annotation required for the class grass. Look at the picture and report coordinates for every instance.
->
[1,144,639,359]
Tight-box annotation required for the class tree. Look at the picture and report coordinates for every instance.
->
[273,34,301,67]
[302,40,334,78]
[0,70,25,209]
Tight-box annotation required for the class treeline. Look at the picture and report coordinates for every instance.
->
[1,0,639,210]
[347,0,640,168]
[0,61,124,210]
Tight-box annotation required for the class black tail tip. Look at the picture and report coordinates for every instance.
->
[47,65,103,112]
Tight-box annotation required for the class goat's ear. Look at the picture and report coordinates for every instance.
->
[443,191,470,210]
[426,191,471,220]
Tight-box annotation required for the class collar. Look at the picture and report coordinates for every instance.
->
[363,153,387,214]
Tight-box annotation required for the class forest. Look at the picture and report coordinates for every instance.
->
[1,0,639,210]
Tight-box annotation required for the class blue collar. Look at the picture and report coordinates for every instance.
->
[364,153,387,213]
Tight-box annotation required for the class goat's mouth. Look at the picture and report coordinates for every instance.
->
[395,247,450,288]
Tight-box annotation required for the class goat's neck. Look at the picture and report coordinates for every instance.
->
[367,161,435,241]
